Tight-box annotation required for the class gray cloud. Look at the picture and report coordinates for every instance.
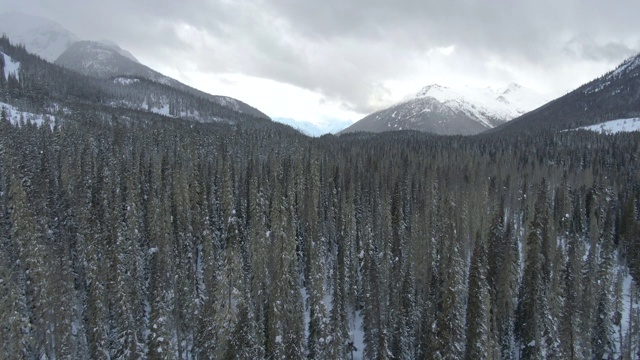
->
[564,34,637,62]
[2,0,639,113]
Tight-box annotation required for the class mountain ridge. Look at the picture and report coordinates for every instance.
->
[55,40,268,119]
[341,83,548,135]
[0,36,279,129]
[488,51,640,134]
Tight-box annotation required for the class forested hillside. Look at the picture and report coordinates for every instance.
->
[0,109,639,358]
[491,53,640,134]
[0,36,268,124]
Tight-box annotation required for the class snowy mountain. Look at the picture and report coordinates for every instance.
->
[341,83,548,135]
[0,12,79,62]
[97,39,139,63]
[273,117,354,137]
[0,37,278,130]
[55,40,267,118]
[0,12,267,118]
[494,51,640,134]
[55,41,149,79]
[0,12,137,64]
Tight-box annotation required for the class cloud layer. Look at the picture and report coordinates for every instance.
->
[2,0,639,115]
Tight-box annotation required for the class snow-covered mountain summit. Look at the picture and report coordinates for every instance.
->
[55,41,145,78]
[414,83,548,127]
[341,83,548,135]
[0,12,137,65]
[0,12,79,62]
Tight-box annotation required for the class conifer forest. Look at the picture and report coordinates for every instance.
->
[1,112,639,359]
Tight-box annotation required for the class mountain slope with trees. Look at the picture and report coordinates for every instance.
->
[55,40,268,118]
[490,52,640,134]
[0,36,272,126]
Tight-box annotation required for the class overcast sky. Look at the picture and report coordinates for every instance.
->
[2,0,639,125]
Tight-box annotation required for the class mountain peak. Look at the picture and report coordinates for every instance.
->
[416,84,448,98]
[342,83,549,135]
[0,12,79,62]
[501,83,522,94]
[96,40,139,63]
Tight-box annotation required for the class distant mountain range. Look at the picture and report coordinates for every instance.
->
[3,12,639,137]
[341,83,548,135]
[0,12,268,119]
[273,117,354,137]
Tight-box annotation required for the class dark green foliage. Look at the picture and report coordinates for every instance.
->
[466,233,490,360]
[1,114,639,358]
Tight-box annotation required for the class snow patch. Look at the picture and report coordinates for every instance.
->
[151,104,171,117]
[1,102,55,127]
[2,52,20,81]
[574,118,640,134]
[113,77,140,85]
[350,309,365,360]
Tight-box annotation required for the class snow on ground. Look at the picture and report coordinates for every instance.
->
[2,52,20,81]
[350,309,365,360]
[1,102,55,127]
[619,273,637,354]
[300,285,365,358]
[151,104,171,117]
[575,118,640,134]
[113,77,140,85]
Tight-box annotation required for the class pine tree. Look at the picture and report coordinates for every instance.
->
[465,232,490,360]
[620,197,639,283]
[266,170,305,359]
[147,153,178,359]
[496,219,520,359]
[591,215,616,360]
[433,205,466,360]
[516,181,551,360]
[559,233,585,359]
[362,222,384,360]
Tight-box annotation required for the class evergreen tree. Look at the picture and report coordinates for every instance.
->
[466,232,490,360]
[516,181,551,360]
[433,205,466,360]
